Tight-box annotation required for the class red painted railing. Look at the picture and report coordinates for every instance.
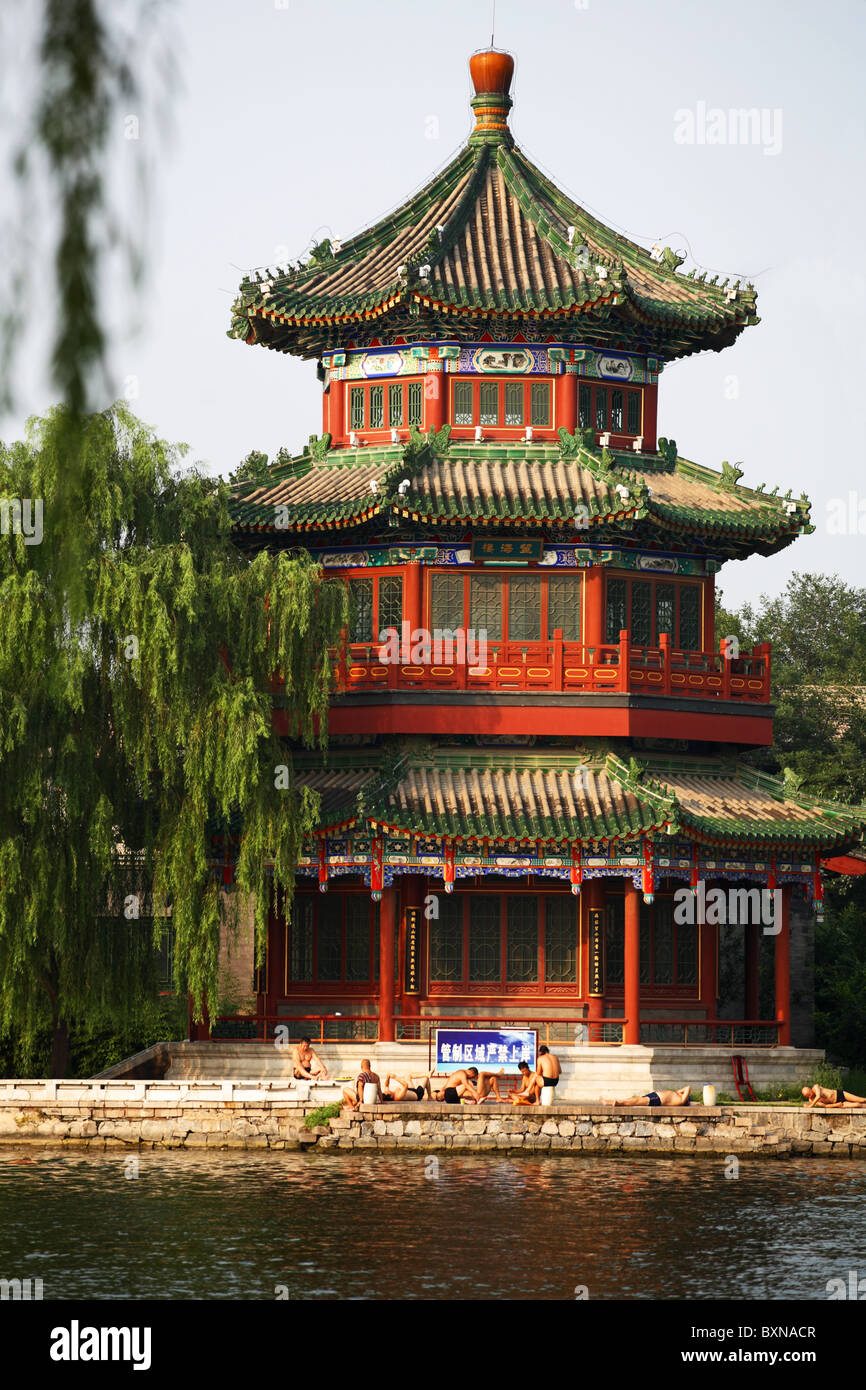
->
[332,631,771,703]
[639,1019,780,1047]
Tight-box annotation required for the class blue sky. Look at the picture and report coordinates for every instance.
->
[3,0,865,609]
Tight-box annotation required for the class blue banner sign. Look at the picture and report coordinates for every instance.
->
[434,1028,537,1075]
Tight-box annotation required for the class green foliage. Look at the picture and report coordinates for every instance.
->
[304,1102,341,1130]
[0,992,187,1080]
[229,450,270,489]
[810,1060,843,1091]
[0,403,347,1072]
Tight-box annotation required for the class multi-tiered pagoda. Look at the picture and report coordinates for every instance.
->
[225,50,865,1053]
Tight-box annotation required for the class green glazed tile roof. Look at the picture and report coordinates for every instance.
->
[229,137,757,360]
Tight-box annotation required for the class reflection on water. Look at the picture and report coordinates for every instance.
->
[0,1149,863,1300]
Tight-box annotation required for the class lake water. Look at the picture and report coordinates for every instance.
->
[1,1148,864,1301]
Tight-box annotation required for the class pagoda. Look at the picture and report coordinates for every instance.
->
[224,49,866,1056]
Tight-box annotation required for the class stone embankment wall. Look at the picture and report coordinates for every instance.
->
[0,1082,864,1157]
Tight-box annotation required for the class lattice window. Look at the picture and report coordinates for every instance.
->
[480,382,498,425]
[578,383,591,428]
[626,390,640,435]
[507,576,542,641]
[317,897,342,982]
[605,577,627,644]
[454,381,473,426]
[470,577,502,640]
[408,381,423,426]
[468,896,500,981]
[430,895,463,982]
[378,576,403,634]
[656,583,675,644]
[531,382,551,426]
[679,586,700,651]
[631,580,652,645]
[506,896,538,982]
[611,390,624,432]
[676,919,698,986]
[653,899,674,984]
[388,383,403,429]
[290,898,314,982]
[639,901,652,985]
[595,387,608,431]
[548,574,581,640]
[430,574,464,631]
[369,385,384,429]
[605,899,624,985]
[350,387,364,431]
[544,897,577,982]
[348,578,374,643]
[345,896,370,982]
[504,382,523,426]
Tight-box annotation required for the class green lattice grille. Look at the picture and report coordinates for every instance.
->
[369,385,384,429]
[468,896,501,982]
[627,390,640,434]
[454,381,473,425]
[531,382,551,427]
[350,387,364,431]
[676,919,698,985]
[605,899,624,985]
[656,583,675,644]
[388,383,403,429]
[506,896,538,982]
[504,382,523,426]
[408,381,423,426]
[611,390,624,432]
[548,575,581,640]
[470,577,502,640]
[345,896,371,981]
[606,577,627,644]
[507,576,541,641]
[653,900,674,984]
[578,384,591,428]
[290,898,313,982]
[480,382,498,425]
[348,578,374,642]
[317,897,342,982]
[378,576,403,633]
[430,895,463,982]
[595,388,608,431]
[544,897,577,982]
[631,580,652,645]
[431,574,464,631]
[679,586,700,650]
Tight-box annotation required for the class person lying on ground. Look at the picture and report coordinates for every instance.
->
[341,1059,382,1110]
[383,1073,432,1102]
[802,1084,866,1108]
[601,1085,692,1107]
[475,1069,507,1103]
[537,1045,561,1094]
[509,1061,543,1105]
[292,1037,333,1082]
[432,1067,479,1103]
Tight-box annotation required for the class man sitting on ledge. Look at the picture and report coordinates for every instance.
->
[802,1084,866,1108]
[601,1086,692,1108]
[341,1059,382,1110]
[510,1060,542,1105]
[432,1067,479,1104]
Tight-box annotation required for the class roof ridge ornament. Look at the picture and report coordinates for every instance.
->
[468,48,515,147]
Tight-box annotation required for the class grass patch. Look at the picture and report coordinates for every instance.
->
[304,1102,341,1131]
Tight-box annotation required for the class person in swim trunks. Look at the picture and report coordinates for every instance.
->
[537,1045,561,1091]
[433,1068,479,1103]
[802,1084,866,1108]
[510,1061,542,1105]
[382,1073,432,1102]
[602,1085,692,1107]
[341,1059,382,1109]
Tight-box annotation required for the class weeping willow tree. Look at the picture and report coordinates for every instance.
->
[0,403,346,1074]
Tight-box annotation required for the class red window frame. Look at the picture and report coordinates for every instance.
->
[427,568,584,643]
[578,381,643,438]
[346,378,425,435]
[448,377,555,431]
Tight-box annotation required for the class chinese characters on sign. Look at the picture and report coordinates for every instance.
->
[404,907,420,995]
[588,907,604,996]
[470,538,544,564]
[435,1028,537,1075]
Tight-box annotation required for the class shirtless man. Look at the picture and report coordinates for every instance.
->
[433,1067,479,1103]
[475,1069,507,1103]
[341,1059,382,1110]
[602,1085,692,1107]
[802,1084,866,1108]
[292,1037,333,1082]
[383,1073,432,1102]
[537,1045,561,1096]
[510,1060,542,1105]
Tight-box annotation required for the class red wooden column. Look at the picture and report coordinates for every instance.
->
[624,880,641,1045]
[425,365,445,433]
[401,873,425,1020]
[555,369,576,435]
[643,382,659,453]
[583,879,605,1034]
[404,561,423,636]
[744,921,760,1021]
[379,887,397,1042]
[700,917,717,1020]
[329,374,345,442]
[584,566,604,653]
[702,572,715,654]
[774,885,792,1045]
